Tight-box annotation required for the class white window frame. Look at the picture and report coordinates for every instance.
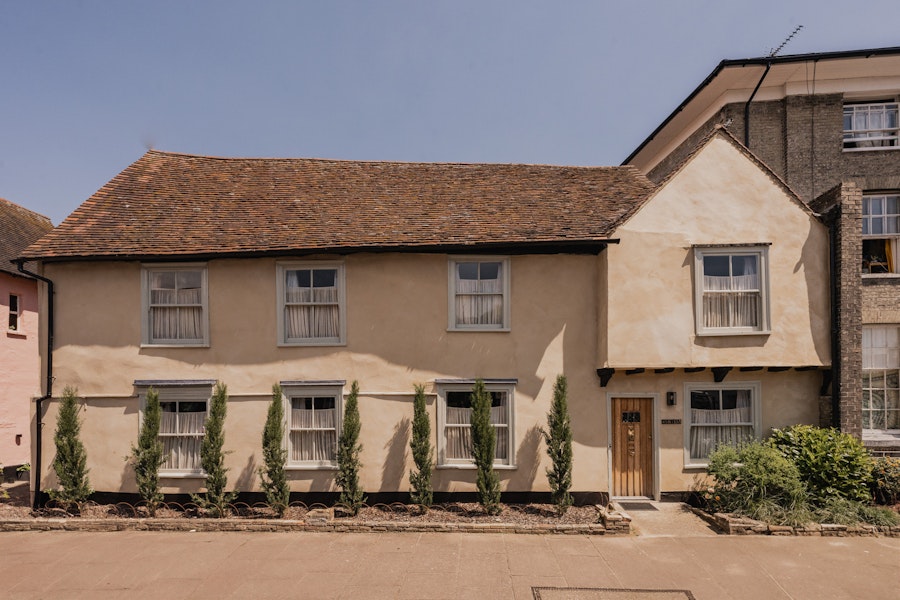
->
[862,194,900,276]
[435,379,516,469]
[141,263,209,347]
[862,325,900,434]
[8,293,21,331]
[276,261,346,346]
[136,380,214,478]
[843,100,900,151]
[693,245,770,336]
[448,257,511,331]
[683,381,761,468]
[281,381,344,469]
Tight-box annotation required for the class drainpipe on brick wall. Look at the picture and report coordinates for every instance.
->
[744,62,772,148]
[828,221,841,428]
[15,260,53,510]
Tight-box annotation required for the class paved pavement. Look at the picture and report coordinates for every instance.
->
[1,528,898,599]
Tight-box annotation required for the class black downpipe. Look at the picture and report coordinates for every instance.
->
[828,222,841,428]
[15,260,53,509]
[744,62,772,147]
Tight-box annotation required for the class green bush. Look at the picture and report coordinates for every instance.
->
[190,383,238,517]
[871,456,900,506]
[130,388,165,516]
[409,384,433,508]
[769,425,872,503]
[471,379,501,515]
[259,384,290,517]
[336,381,366,515]
[543,374,573,515]
[814,496,900,527]
[49,386,93,508]
[706,441,809,525]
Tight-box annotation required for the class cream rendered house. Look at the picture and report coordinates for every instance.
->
[19,130,829,503]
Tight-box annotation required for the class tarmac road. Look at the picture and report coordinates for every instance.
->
[0,529,898,599]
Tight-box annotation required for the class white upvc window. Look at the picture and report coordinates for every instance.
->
[448,257,510,331]
[141,264,209,346]
[8,294,20,331]
[684,382,760,467]
[694,246,770,336]
[136,380,214,477]
[862,325,900,432]
[281,381,344,468]
[862,194,900,275]
[277,262,346,346]
[843,101,900,150]
[435,380,515,468]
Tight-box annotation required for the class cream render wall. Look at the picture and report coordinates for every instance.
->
[39,252,612,495]
[603,135,831,369]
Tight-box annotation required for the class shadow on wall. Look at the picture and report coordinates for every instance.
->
[381,417,410,493]
[234,455,257,492]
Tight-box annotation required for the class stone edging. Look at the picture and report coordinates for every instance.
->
[0,518,612,535]
[689,507,900,537]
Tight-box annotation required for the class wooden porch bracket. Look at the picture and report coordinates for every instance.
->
[684,367,705,373]
[712,367,732,382]
[767,366,791,372]
[596,368,615,387]
[739,366,764,372]
[654,368,675,374]
[625,368,645,375]
[820,369,833,396]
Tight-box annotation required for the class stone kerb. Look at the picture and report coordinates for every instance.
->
[689,507,900,537]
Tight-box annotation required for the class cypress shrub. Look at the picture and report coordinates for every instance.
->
[336,381,366,515]
[130,387,165,516]
[191,383,237,517]
[471,379,501,515]
[409,383,434,507]
[259,384,290,516]
[543,374,573,515]
[49,386,93,508]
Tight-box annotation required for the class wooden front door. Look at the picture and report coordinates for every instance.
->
[611,397,653,497]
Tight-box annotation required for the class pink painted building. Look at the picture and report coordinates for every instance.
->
[0,198,52,476]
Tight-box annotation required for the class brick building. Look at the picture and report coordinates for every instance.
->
[626,47,900,454]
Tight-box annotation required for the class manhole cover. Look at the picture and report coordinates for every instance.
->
[533,588,695,600]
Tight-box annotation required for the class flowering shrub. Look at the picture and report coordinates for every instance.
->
[871,456,900,506]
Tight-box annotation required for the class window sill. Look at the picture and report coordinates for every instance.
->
[862,273,900,279]
[683,463,708,471]
[843,146,900,152]
[436,463,517,470]
[285,464,338,471]
[159,472,205,479]
[447,327,511,333]
[695,329,771,337]
[278,341,347,348]
[141,343,210,349]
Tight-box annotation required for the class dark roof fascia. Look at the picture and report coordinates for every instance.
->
[23,239,620,264]
[622,46,900,165]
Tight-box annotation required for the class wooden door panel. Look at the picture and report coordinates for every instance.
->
[611,397,653,497]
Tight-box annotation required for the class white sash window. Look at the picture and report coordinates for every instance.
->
[694,246,770,335]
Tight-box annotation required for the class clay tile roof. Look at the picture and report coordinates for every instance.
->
[20,150,656,261]
[0,197,53,276]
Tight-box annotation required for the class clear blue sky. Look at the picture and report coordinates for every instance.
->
[2,1,900,224]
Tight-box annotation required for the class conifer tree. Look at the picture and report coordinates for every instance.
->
[409,384,433,507]
[191,383,237,517]
[130,387,165,516]
[259,383,290,516]
[336,381,366,515]
[470,379,501,515]
[543,374,573,515]
[50,386,92,508]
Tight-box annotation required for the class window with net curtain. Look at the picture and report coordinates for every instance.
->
[281,384,343,466]
[695,247,769,335]
[278,263,344,345]
[145,266,207,345]
[450,258,509,330]
[862,325,900,432]
[685,384,758,464]
[843,101,900,149]
[439,384,513,466]
[862,194,900,275]
[137,382,213,475]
